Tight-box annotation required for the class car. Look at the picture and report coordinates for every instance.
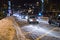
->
[48,14,60,27]
[28,15,39,24]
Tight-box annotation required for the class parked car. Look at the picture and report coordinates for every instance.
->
[48,14,60,27]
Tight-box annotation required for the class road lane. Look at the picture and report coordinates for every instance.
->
[14,16,60,40]
[36,27,59,40]
[21,22,60,40]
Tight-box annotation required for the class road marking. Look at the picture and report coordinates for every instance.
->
[36,27,58,40]
[23,31,33,35]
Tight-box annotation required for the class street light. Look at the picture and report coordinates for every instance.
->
[36,2,39,6]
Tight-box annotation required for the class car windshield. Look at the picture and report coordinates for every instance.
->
[29,16,36,18]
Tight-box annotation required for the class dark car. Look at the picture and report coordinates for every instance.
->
[28,15,39,24]
[48,14,60,27]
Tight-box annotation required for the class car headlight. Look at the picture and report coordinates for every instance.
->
[25,16,28,19]
[29,19,33,21]
[58,14,60,16]
[36,19,39,21]
[57,23,60,26]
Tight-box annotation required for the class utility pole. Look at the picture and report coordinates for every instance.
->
[7,0,12,16]
[41,0,44,12]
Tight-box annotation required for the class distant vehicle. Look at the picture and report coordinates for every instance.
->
[48,14,60,27]
[28,15,39,24]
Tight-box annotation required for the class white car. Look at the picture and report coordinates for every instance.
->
[28,15,39,24]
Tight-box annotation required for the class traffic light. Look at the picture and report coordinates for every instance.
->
[38,12,42,16]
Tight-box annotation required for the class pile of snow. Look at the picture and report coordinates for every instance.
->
[0,16,26,40]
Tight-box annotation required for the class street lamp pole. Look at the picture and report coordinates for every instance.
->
[41,0,44,12]
[7,0,12,16]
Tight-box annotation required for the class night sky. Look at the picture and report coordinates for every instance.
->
[12,0,40,5]
[11,0,60,6]
[0,0,60,6]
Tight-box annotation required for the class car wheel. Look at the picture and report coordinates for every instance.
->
[48,20,51,24]
[29,22,31,24]
[37,22,39,24]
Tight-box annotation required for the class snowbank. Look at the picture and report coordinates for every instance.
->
[0,16,26,40]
